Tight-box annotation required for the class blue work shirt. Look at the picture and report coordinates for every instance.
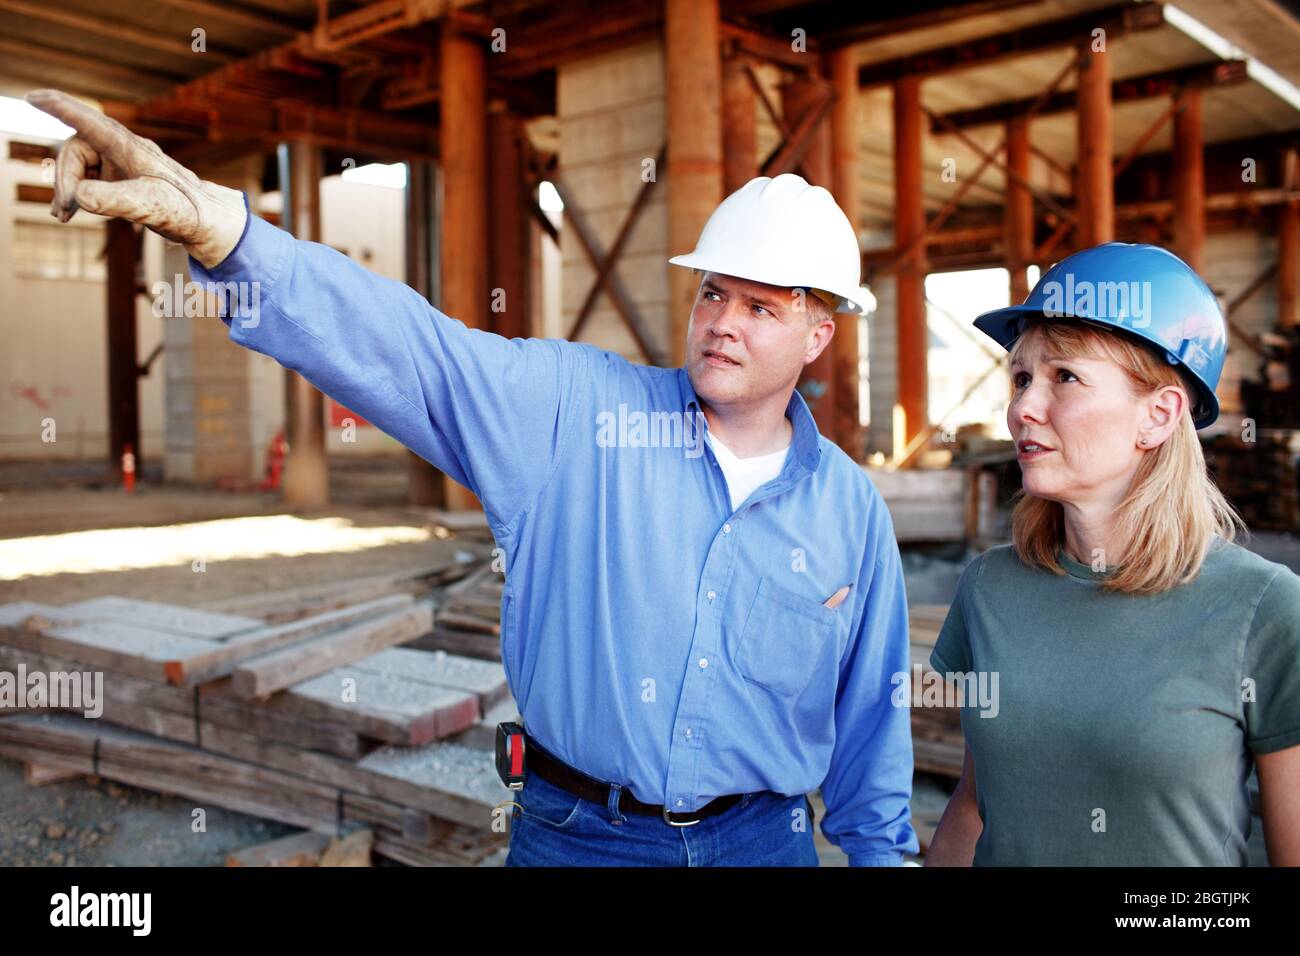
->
[191,210,918,865]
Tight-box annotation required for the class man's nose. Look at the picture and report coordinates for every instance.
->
[707,300,743,339]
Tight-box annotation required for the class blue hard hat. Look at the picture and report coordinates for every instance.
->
[973,242,1227,428]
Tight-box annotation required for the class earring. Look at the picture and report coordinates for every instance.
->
[1139,437,1148,447]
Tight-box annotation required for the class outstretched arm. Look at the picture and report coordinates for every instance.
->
[29,89,590,529]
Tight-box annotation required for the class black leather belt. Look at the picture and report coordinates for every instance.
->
[523,731,746,826]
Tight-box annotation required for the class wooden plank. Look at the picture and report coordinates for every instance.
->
[230,602,435,699]
[57,597,261,640]
[269,669,480,745]
[23,762,83,786]
[163,593,415,686]
[226,830,331,867]
[352,647,507,708]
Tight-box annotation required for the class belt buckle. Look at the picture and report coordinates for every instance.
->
[662,806,702,827]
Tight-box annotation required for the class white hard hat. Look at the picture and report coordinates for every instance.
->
[668,173,867,315]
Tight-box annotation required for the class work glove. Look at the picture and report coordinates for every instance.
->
[25,89,248,269]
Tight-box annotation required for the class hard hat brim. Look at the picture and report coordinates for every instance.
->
[974,304,1221,429]
[668,252,869,316]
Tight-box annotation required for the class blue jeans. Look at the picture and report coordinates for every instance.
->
[504,770,820,866]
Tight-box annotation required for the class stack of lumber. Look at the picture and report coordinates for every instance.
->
[1203,429,1300,532]
[907,604,964,778]
[409,564,505,662]
[0,590,516,866]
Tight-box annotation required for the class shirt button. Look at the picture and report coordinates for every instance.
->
[722,523,731,534]
[676,799,684,807]
[684,728,693,738]
[706,590,716,602]
[698,658,708,668]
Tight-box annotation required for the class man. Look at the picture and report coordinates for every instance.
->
[29,89,917,866]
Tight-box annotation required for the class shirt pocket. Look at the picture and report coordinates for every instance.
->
[736,576,839,696]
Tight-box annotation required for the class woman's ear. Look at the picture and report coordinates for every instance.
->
[1138,384,1187,449]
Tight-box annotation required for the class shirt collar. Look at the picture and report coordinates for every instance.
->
[676,367,822,475]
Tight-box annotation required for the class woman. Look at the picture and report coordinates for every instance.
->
[926,243,1300,866]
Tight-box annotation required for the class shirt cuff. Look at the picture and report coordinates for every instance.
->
[848,850,905,867]
[186,195,293,330]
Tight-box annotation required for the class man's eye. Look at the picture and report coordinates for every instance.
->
[753,305,769,316]
[704,291,721,302]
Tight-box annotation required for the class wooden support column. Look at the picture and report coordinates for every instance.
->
[1005,115,1034,303]
[783,72,836,437]
[404,159,444,508]
[488,105,531,341]
[829,46,862,459]
[1076,41,1114,247]
[440,21,489,510]
[105,218,140,478]
[1172,86,1205,272]
[1281,199,1299,330]
[666,0,723,366]
[894,74,927,454]
[722,54,757,194]
[279,141,329,507]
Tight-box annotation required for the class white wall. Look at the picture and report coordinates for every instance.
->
[0,141,408,469]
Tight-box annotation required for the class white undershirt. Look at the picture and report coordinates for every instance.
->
[704,430,790,511]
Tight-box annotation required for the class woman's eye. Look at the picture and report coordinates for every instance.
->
[1057,368,1078,383]
[1012,371,1030,388]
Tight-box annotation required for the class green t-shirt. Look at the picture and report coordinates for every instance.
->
[929,540,1300,866]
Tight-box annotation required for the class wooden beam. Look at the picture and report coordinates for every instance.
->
[1280,199,1298,329]
[1172,86,1205,271]
[785,72,836,438]
[894,74,927,455]
[829,46,862,460]
[666,0,724,367]
[152,0,308,37]
[404,160,445,509]
[439,21,488,510]
[489,108,531,341]
[1076,40,1114,247]
[1005,115,1033,304]
[722,55,758,194]
[931,59,1248,131]
[0,37,187,88]
[0,0,234,62]
[857,1,1164,86]
[108,96,439,163]
[105,220,141,481]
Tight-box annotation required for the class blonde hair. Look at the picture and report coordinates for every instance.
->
[1008,319,1244,594]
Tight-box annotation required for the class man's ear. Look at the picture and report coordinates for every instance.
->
[804,318,836,366]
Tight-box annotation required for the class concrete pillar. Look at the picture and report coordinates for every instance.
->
[440,21,489,510]
[666,0,723,365]
[893,74,927,452]
[166,154,261,486]
[829,46,862,460]
[278,141,329,508]
[1075,42,1114,247]
[1172,87,1205,272]
[1004,115,1034,304]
